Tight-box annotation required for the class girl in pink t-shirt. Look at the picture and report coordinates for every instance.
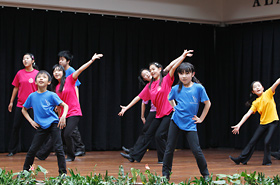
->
[119,49,193,163]
[7,53,39,156]
[51,53,103,161]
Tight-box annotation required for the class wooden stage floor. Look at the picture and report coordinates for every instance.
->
[1,148,280,184]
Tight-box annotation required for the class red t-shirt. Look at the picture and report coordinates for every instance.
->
[12,69,38,107]
[138,73,174,118]
[56,75,82,118]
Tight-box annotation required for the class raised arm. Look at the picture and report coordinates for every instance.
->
[231,109,254,135]
[192,100,211,124]
[270,78,280,93]
[8,87,19,112]
[169,50,193,78]
[118,96,141,116]
[72,53,103,80]
[57,102,68,129]
[22,107,40,129]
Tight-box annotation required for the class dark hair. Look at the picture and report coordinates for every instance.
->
[58,50,74,62]
[177,62,200,93]
[149,62,164,89]
[51,64,66,93]
[24,53,39,70]
[35,70,51,82]
[138,68,150,90]
[245,81,260,107]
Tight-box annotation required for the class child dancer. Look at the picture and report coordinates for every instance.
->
[7,53,39,156]
[119,49,193,163]
[162,62,210,180]
[22,70,68,175]
[58,50,85,156]
[121,69,157,155]
[230,79,280,165]
[37,53,103,162]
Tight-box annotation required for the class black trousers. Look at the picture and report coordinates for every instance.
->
[36,116,80,159]
[23,123,66,174]
[72,126,85,152]
[130,112,171,162]
[8,107,35,154]
[129,111,156,153]
[162,120,209,178]
[237,121,278,165]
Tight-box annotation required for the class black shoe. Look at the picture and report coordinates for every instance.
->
[158,161,163,164]
[66,157,75,162]
[122,146,130,154]
[229,155,240,165]
[271,152,280,160]
[36,154,46,161]
[75,151,85,156]
[6,153,14,157]
[263,162,272,166]
[120,152,134,162]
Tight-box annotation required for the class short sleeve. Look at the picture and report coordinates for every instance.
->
[23,94,32,109]
[12,71,20,87]
[266,88,274,98]
[250,101,257,113]
[52,93,63,106]
[142,100,149,104]
[200,86,210,102]
[138,83,150,101]
[168,87,176,101]
[164,73,174,87]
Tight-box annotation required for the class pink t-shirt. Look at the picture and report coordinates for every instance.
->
[139,73,174,118]
[143,100,156,112]
[12,69,38,107]
[56,75,82,118]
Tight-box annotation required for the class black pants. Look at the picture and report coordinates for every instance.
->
[36,116,80,159]
[162,120,209,178]
[23,123,66,174]
[129,111,156,154]
[130,112,171,162]
[8,107,35,154]
[72,126,85,152]
[236,121,278,165]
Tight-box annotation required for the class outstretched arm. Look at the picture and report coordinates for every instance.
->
[270,78,280,93]
[8,87,19,112]
[164,51,193,73]
[118,96,141,116]
[231,109,254,135]
[72,53,103,80]
[22,107,40,129]
[192,100,211,124]
[169,49,193,78]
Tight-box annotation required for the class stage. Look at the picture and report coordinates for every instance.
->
[1,149,280,183]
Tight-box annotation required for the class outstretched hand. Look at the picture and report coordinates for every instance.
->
[231,125,240,135]
[183,49,194,57]
[118,105,127,116]
[92,53,103,61]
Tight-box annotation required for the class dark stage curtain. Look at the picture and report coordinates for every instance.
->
[214,21,280,151]
[0,7,215,152]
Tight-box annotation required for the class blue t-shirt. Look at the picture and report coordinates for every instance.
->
[65,67,81,87]
[168,83,209,131]
[23,91,63,129]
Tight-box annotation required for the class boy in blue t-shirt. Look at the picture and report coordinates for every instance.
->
[22,70,69,175]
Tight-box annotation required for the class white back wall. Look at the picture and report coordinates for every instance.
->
[1,0,280,24]
[0,0,223,24]
[223,0,280,24]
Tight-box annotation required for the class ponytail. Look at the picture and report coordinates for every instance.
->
[245,81,260,107]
